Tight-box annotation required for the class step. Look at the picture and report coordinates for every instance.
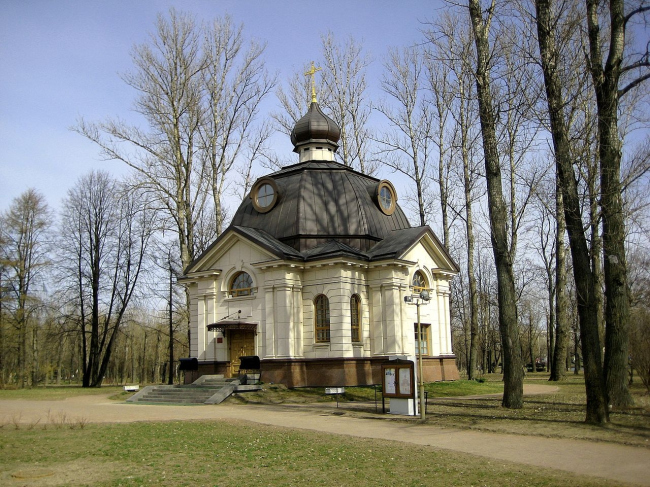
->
[127,380,240,405]
[127,376,244,405]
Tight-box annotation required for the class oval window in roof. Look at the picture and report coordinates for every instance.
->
[376,180,397,215]
[251,177,279,213]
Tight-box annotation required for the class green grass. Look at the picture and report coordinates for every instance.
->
[423,375,650,447]
[0,420,618,486]
[0,378,503,402]
[0,385,126,401]
[423,378,504,397]
[3,375,648,449]
[230,378,504,405]
[229,375,650,448]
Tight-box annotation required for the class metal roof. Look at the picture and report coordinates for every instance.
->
[230,160,412,252]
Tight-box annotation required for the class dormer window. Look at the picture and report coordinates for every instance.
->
[376,180,397,215]
[250,177,279,213]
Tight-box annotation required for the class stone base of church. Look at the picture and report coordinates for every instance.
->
[184,356,459,387]
[261,356,459,388]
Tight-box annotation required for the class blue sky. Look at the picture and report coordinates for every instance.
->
[0,0,444,214]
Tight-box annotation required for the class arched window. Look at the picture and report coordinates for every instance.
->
[230,271,253,297]
[314,294,330,343]
[350,294,361,342]
[412,270,428,293]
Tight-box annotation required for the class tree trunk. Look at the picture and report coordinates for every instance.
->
[535,0,608,423]
[31,326,38,386]
[585,0,632,408]
[56,335,63,386]
[551,185,569,380]
[468,0,523,408]
[460,80,480,381]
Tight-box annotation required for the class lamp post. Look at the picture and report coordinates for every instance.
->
[405,290,430,420]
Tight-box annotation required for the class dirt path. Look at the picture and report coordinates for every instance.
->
[1,385,649,486]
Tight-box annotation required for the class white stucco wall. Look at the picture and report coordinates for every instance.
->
[186,234,455,364]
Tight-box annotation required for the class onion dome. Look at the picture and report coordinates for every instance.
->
[290,102,340,153]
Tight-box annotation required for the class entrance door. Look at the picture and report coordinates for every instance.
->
[229,330,255,376]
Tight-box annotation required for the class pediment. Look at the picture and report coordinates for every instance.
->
[367,226,458,274]
[184,228,281,276]
[414,231,459,275]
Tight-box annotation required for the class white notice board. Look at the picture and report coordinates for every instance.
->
[384,368,396,395]
[381,361,414,398]
[399,367,412,395]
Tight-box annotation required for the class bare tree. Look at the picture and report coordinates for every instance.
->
[585,0,650,408]
[551,174,570,380]
[273,34,376,175]
[424,45,455,247]
[534,0,609,422]
[320,33,376,175]
[0,248,7,387]
[200,16,276,234]
[425,13,484,379]
[375,45,434,227]
[58,171,154,387]
[629,248,650,393]
[0,189,50,388]
[75,10,274,272]
[467,0,524,408]
[532,180,556,368]
[273,65,314,135]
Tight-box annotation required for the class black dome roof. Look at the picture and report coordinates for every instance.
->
[290,102,340,152]
[230,161,411,252]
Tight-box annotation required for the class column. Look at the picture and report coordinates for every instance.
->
[383,283,402,355]
[292,286,303,357]
[369,285,384,355]
[264,284,275,358]
[275,284,292,358]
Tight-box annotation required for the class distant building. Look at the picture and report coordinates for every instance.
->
[182,100,459,387]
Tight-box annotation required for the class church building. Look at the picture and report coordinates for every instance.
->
[181,98,460,387]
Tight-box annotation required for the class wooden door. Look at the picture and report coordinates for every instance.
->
[229,331,255,376]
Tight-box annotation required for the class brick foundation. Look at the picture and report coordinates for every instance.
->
[186,356,459,387]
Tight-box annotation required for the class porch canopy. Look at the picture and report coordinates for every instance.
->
[207,321,258,333]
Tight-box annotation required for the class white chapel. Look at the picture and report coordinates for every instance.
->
[181,99,459,387]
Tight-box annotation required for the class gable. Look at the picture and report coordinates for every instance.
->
[368,226,459,274]
[184,228,280,276]
[414,231,459,274]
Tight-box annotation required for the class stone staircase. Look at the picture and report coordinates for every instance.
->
[127,375,258,405]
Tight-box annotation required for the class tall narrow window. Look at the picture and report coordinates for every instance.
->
[350,295,361,342]
[314,294,330,343]
[415,324,430,355]
[412,270,428,293]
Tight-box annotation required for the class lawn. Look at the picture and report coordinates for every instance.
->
[223,374,650,448]
[0,375,648,485]
[0,420,621,486]
[0,385,126,401]
[421,375,650,448]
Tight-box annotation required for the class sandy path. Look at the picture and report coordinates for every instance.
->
[1,385,649,486]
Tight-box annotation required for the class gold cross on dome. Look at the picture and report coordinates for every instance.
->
[304,61,322,103]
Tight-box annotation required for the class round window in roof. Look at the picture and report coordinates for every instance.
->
[376,180,397,215]
[251,178,279,213]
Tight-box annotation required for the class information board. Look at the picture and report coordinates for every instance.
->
[381,360,415,398]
